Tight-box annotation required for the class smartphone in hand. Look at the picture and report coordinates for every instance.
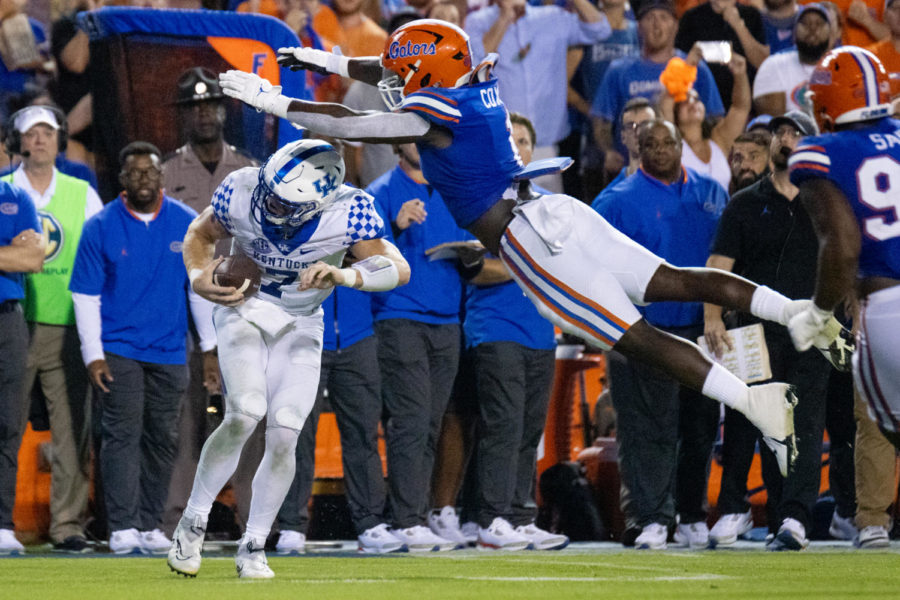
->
[697,41,732,64]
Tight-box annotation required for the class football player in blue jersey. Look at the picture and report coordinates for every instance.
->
[219,19,848,476]
[788,46,900,450]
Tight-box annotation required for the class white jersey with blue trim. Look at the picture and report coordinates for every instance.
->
[789,117,900,281]
[210,167,385,315]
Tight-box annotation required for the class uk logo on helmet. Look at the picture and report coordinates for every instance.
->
[313,173,338,196]
[388,40,437,60]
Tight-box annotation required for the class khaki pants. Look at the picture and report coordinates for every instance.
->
[23,323,90,543]
[854,391,897,529]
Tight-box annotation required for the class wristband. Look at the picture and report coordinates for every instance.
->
[337,267,359,288]
[352,255,400,291]
[326,50,350,77]
[265,94,292,119]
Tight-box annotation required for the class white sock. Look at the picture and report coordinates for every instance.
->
[244,427,300,543]
[702,362,749,414]
[749,285,792,325]
[185,413,260,521]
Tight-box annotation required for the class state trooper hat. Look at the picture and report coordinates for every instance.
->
[175,67,225,105]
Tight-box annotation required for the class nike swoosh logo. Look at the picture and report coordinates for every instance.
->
[175,540,190,561]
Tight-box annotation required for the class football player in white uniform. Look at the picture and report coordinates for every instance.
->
[166,139,409,579]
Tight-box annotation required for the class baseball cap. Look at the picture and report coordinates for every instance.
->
[636,0,676,19]
[746,114,773,132]
[175,67,225,105]
[769,110,819,136]
[796,3,834,28]
[14,106,60,134]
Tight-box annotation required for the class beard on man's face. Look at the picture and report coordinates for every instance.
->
[797,39,830,63]
[731,168,767,193]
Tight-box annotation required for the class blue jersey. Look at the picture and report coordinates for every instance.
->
[399,79,523,228]
[789,118,900,281]
[0,180,40,302]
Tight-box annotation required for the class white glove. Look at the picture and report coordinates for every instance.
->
[788,303,833,352]
[219,70,289,117]
[276,46,349,77]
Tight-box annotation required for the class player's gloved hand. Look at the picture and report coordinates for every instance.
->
[276,46,348,76]
[788,303,833,352]
[219,70,285,115]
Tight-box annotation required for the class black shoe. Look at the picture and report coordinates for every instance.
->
[53,535,91,554]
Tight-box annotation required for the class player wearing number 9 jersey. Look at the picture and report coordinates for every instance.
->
[168,139,409,580]
[788,46,900,442]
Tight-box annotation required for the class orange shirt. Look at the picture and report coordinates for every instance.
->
[800,0,883,48]
[340,16,388,58]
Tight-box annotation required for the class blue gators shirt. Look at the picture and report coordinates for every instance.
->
[367,166,467,324]
[596,167,727,328]
[0,180,40,302]
[321,286,374,351]
[789,117,900,281]
[69,196,198,364]
[399,79,524,228]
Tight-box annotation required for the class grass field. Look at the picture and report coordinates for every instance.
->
[4,543,899,600]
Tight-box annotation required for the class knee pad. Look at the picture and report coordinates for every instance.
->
[227,392,267,421]
[272,405,306,431]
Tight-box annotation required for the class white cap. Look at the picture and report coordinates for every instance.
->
[14,106,60,134]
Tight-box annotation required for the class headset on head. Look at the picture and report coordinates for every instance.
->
[3,105,69,156]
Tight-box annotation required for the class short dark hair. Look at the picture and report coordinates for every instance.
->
[621,97,658,123]
[509,112,537,147]
[733,130,772,149]
[119,141,162,166]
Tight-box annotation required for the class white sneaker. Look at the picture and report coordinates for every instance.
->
[829,512,858,541]
[635,523,668,550]
[854,525,890,549]
[0,528,25,555]
[674,521,709,549]
[109,528,145,555]
[460,521,479,546]
[515,523,569,550]
[167,515,207,577]
[709,510,753,547]
[766,517,809,551]
[140,529,171,555]
[745,383,798,476]
[235,535,274,579]
[391,525,457,552]
[275,530,305,555]
[358,523,406,554]
[477,517,530,551]
[427,506,467,549]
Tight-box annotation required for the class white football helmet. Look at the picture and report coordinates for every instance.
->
[252,139,345,235]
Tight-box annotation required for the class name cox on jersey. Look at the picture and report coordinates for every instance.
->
[388,40,436,60]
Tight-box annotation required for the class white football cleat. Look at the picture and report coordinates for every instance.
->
[167,515,206,577]
[745,383,798,476]
[358,523,406,554]
[235,535,275,579]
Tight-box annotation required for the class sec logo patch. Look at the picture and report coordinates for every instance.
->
[39,211,64,262]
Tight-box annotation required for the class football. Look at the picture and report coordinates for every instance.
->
[212,254,261,298]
